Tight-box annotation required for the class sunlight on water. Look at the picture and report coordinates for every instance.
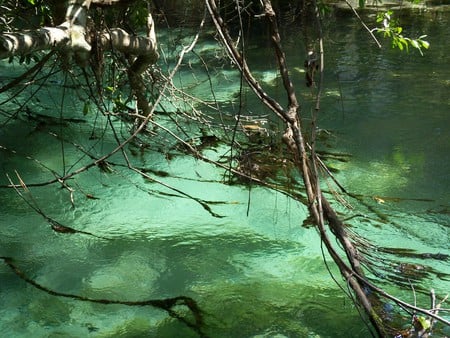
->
[1,9,449,338]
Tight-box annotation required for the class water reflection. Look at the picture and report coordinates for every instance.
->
[0,8,449,338]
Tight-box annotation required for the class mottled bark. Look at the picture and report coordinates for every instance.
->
[0,0,158,68]
[0,0,158,117]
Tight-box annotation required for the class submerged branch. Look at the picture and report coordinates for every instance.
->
[5,172,110,240]
[204,0,450,335]
[0,51,55,94]
[0,256,207,337]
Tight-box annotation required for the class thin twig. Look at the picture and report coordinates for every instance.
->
[6,172,110,240]
[345,0,382,48]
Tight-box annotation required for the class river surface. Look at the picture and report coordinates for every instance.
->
[0,7,449,338]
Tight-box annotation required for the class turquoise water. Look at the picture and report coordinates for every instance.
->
[1,9,449,338]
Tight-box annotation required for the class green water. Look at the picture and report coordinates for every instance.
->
[1,9,449,338]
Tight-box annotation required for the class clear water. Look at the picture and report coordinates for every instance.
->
[0,9,449,338]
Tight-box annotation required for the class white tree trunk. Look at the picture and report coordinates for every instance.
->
[0,27,71,59]
[0,0,158,73]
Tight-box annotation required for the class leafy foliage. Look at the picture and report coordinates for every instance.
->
[0,0,52,29]
[25,0,52,26]
[374,11,430,55]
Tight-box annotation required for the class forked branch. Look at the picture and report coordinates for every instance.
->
[204,0,450,336]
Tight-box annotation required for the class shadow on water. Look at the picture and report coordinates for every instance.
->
[0,5,449,338]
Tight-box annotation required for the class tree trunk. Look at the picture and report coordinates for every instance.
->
[0,0,158,69]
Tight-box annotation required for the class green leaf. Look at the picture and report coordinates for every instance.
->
[417,316,431,330]
[83,101,90,116]
[402,40,409,52]
[420,40,430,49]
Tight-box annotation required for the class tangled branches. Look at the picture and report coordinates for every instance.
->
[0,1,448,337]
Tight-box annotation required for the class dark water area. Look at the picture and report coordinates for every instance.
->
[0,6,449,338]
[318,11,450,205]
[244,8,450,207]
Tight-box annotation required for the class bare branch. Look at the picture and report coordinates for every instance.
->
[344,0,382,48]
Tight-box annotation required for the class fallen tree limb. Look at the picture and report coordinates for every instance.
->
[205,0,450,336]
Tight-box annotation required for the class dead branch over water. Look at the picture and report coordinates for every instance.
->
[206,0,448,336]
[0,1,448,336]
